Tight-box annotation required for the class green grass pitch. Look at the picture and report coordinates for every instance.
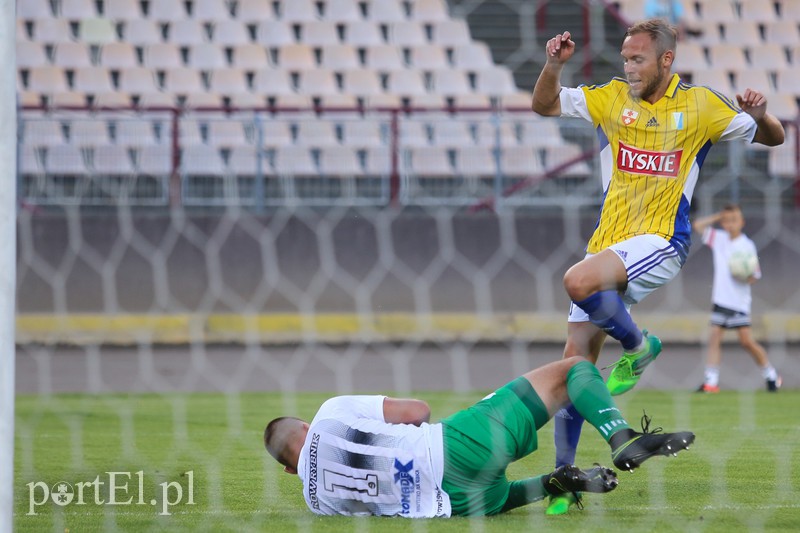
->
[13,390,800,532]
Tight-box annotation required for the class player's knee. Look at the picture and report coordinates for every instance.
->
[563,269,591,301]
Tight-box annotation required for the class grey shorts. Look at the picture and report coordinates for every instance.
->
[710,304,751,329]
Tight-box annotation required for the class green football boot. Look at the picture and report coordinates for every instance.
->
[606,331,662,396]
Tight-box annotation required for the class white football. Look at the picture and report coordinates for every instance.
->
[728,250,758,281]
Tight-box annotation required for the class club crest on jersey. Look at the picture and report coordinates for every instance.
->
[617,142,683,177]
[672,112,684,130]
[621,108,639,126]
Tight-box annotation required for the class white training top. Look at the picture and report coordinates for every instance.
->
[703,227,761,313]
[296,395,451,518]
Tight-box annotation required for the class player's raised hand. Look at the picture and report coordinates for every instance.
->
[736,89,768,121]
[545,31,576,65]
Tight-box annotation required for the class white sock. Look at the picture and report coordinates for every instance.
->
[704,366,720,387]
[761,365,777,381]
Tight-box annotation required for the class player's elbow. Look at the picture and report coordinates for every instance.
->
[407,400,431,425]
[532,100,560,116]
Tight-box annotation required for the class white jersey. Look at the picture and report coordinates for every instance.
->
[296,395,451,518]
[703,227,761,313]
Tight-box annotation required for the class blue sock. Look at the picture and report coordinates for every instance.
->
[554,404,585,468]
[574,291,643,351]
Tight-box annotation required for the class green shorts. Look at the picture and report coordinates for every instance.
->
[440,377,550,516]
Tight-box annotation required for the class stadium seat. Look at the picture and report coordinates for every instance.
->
[192,0,232,20]
[253,68,295,95]
[499,92,530,108]
[454,92,491,107]
[342,69,383,96]
[210,20,251,45]
[231,44,269,69]
[227,145,259,176]
[672,42,707,74]
[296,68,339,95]
[167,20,209,45]
[455,146,496,177]
[543,144,591,177]
[388,21,427,45]
[235,0,275,22]
[27,66,69,93]
[73,66,114,94]
[20,145,44,177]
[475,67,518,96]
[78,18,117,44]
[274,146,318,175]
[322,0,363,22]
[300,21,341,46]
[707,45,748,71]
[719,21,762,45]
[764,93,798,120]
[277,0,320,22]
[738,0,778,23]
[365,44,406,70]
[227,93,266,107]
[16,19,31,41]
[387,71,427,96]
[60,0,98,19]
[143,43,184,69]
[736,68,774,94]
[91,144,135,175]
[135,144,173,175]
[691,68,734,92]
[44,145,89,176]
[366,0,407,22]
[431,20,471,46]
[208,68,250,95]
[775,69,800,95]
[748,43,789,70]
[207,120,249,146]
[19,91,43,107]
[275,44,316,69]
[474,119,517,146]
[188,43,228,69]
[453,42,493,69]
[18,0,54,19]
[31,18,74,43]
[500,145,542,176]
[342,118,387,146]
[50,91,88,106]
[344,21,384,46]
[321,44,361,69]
[431,120,474,146]
[120,20,163,45]
[182,145,226,173]
[99,42,139,68]
[319,93,360,107]
[319,146,364,176]
[763,20,800,47]
[295,119,339,146]
[53,42,94,69]
[409,0,449,22]
[363,146,391,175]
[118,67,160,93]
[23,119,65,146]
[408,146,453,176]
[104,0,143,20]
[17,41,49,69]
[409,93,446,107]
[261,119,294,147]
[409,44,448,69]
[147,0,188,22]
[431,69,471,95]
[767,127,797,177]
[777,0,800,20]
[94,92,133,107]
[518,119,565,147]
[696,0,737,23]
[162,67,206,94]
[399,119,430,146]
[115,119,160,145]
[256,20,296,47]
[178,118,205,145]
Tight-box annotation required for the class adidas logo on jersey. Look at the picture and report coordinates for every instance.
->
[646,117,659,127]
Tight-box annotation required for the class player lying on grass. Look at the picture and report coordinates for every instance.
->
[264,356,694,517]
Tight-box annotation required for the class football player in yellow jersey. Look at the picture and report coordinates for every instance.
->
[531,18,784,514]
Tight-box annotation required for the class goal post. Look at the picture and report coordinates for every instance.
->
[0,0,17,529]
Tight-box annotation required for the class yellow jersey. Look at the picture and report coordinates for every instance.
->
[559,73,757,259]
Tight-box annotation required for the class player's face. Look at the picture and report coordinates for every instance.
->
[621,33,670,101]
[721,210,744,235]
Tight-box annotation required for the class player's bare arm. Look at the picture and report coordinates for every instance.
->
[736,89,785,146]
[383,397,431,426]
[692,212,722,233]
[532,31,576,116]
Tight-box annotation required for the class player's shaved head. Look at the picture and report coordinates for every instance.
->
[265,416,307,469]
[626,18,678,58]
